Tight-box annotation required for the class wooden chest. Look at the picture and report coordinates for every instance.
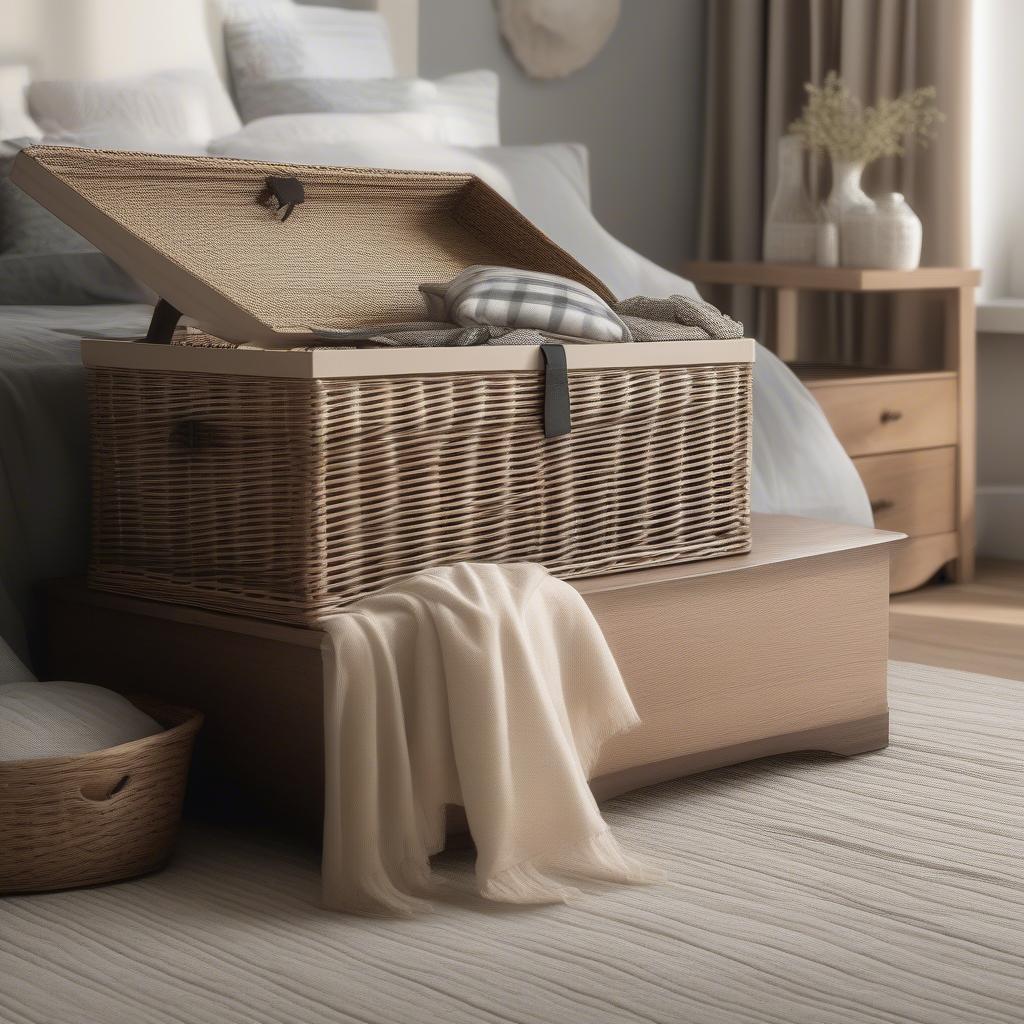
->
[46,515,901,828]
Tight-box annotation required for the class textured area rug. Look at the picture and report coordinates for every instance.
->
[2,662,1022,1024]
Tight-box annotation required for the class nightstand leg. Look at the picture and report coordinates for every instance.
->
[946,284,976,582]
[774,287,799,362]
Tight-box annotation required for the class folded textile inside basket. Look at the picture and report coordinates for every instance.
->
[319,562,661,917]
[420,265,634,343]
[312,267,743,348]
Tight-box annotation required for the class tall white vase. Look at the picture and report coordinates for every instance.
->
[826,158,872,219]
[827,158,876,266]
[763,135,816,264]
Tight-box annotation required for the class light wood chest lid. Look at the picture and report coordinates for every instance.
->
[12,145,618,348]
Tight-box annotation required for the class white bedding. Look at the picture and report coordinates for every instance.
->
[2,662,1021,1024]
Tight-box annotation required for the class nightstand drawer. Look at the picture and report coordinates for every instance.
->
[807,377,957,456]
[855,447,956,536]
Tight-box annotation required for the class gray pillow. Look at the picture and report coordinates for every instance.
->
[237,77,424,123]
[0,141,151,305]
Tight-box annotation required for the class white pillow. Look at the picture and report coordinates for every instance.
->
[416,71,499,148]
[216,0,292,18]
[484,141,592,209]
[36,131,209,157]
[0,65,40,141]
[208,135,518,202]
[235,72,500,147]
[215,112,443,147]
[224,3,395,96]
[0,682,161,761]
[298,5,395,81]
[28,69,241,146]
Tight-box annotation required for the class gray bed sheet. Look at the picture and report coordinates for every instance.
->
[0,303,152,665]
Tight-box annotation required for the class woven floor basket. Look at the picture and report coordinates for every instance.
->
[87,361,752,626]
[0,700,202,894]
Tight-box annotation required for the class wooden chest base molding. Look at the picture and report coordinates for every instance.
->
[47,516,901,829]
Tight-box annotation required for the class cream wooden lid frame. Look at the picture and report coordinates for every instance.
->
[12,145,627,349]
[81,337,755,379]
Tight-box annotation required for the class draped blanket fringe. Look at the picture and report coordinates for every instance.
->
[319,563,660,916]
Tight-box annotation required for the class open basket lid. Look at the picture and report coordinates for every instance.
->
[11,145,618,349]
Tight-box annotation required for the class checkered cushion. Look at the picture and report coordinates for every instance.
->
[419,265,632,343]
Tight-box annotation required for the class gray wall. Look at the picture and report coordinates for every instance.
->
[419,0,707,271]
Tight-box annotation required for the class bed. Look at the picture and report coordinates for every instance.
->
[0,0,871,666]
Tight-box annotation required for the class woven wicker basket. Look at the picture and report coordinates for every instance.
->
[0,700,202,894]
[12,146,754,625]
[85,351,752,623]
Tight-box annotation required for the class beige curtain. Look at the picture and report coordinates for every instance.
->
[698,0,971,368]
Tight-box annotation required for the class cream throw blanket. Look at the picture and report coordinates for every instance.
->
[320,562,658,916]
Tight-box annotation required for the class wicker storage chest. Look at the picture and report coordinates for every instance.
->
[13,146,754,626]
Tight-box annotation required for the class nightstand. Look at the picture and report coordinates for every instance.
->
[682,262,981,592]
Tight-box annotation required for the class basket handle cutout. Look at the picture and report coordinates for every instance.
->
[81,774,131,801]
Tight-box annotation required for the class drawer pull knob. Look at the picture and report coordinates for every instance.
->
[870,499,894,514]
[879,409,903,424]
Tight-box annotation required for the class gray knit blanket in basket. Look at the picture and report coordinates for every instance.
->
[312,295,743,348]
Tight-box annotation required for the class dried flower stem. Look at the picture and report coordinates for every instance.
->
[789,71,943,165]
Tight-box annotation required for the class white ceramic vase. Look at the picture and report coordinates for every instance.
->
[826,158,873,221]
[870,192,923,269]
[763,135,817,264]
[842,192,923,269]
[826,158,876,266]
[813,204,838,267]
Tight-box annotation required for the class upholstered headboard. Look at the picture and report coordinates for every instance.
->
[0,0,417,84]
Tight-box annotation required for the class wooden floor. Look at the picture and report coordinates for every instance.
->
[890,559,1024,681]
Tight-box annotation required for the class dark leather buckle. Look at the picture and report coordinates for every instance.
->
[260,176,305,222]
